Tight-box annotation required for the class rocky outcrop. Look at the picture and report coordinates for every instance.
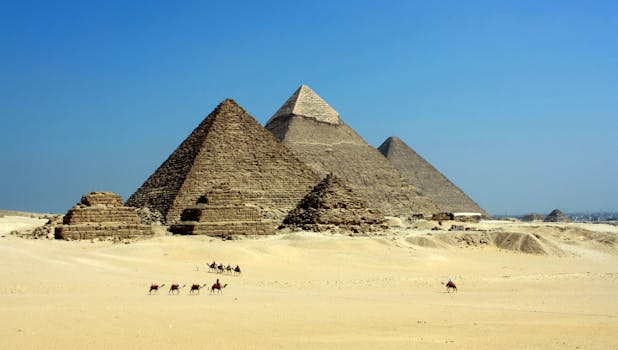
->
[55,192,153,240]
[282,173,387,233]
[170,185,274,238]
[127,99,320,224]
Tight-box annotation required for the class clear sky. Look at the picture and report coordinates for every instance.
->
[1,0,616,215]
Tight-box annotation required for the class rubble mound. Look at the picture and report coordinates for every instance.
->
[491,232,548,254]
[55,192,153,240]
[282,173,387,233]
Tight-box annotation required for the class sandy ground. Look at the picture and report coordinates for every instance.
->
[1,217,617,349]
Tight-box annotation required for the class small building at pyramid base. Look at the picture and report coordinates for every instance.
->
[170,186,275,238]
[281,174,388,233]
[55,192,153,240]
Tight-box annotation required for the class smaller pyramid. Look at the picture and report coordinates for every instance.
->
[282,174,387,232]
[268,85,340,125]
[55,192,153,240]
[378,136,486,215]
[543,209,571,222]
[170,184,274,238]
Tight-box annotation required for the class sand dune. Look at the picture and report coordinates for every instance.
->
[1,218,617,349]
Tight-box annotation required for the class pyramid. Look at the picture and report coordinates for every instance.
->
[378,136,486,215]
[543,209,571,222]
[282,173,386,232]
[266,85,438,216]
[55,192,153,240]
[126,99,320,223]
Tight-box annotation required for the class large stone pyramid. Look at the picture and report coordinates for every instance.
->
[127,99,320,223]
[266,85,438,216]
[378,136,486,215]
[282,173,386,232]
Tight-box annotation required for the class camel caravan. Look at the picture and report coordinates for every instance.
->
[207,261,242,276]
[148,280,227,295]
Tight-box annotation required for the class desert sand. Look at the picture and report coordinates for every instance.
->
[1,216,617,349]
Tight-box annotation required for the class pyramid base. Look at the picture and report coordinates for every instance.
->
[55,223,154,240]
[170,221,275,237]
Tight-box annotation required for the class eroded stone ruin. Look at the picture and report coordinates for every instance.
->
[282,173,387,232]
[55,192,153,240]
[170,185,274,237]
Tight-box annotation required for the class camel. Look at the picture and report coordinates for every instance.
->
[210,279,228,294]
[149,283,165,294]
[225,264,233,274]
[189,283,207,294]
[208,261,217,272]
[169,283,185,295]
[234,265,242,276]
[217,264,225,274]
[445,280,457,293]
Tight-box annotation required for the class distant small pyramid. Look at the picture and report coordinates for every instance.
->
[378,136,486,215]
[268,85,340,125]
[282,173,386,232]
[543,209,571,222]
[266,85,438,216]
[127,99,320,223]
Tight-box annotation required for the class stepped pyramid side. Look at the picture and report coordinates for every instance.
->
[378,136,486,215]
[170,185,274,237]
[55,192,153,240]
[282,173,386,232]
[266,86,439,216]
[127,99,320,223]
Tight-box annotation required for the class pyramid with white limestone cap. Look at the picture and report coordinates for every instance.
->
[266,85,439,216]
[268,85,340,125]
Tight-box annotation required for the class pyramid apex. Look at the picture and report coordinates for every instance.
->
[268,85,340,125]
[219,98,240,108]
[385,136,403,143]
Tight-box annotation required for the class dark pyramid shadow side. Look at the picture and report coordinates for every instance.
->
[265,85,439,216]
[127,99,320,224]
[378,136,486,215]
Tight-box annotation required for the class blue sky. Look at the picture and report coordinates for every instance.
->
[1,0,616,215]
